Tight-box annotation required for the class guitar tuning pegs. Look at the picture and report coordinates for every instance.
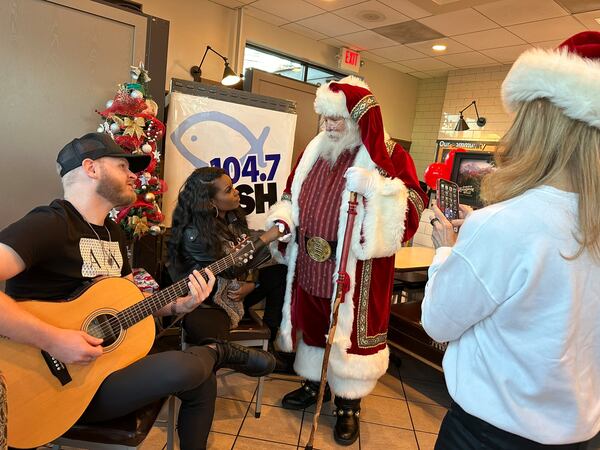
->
[249,255,253,259]
[243,258,248,263]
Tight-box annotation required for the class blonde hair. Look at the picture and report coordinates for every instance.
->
[481,99,600,260]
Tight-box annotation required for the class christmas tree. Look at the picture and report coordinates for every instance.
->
[97,63,167,239]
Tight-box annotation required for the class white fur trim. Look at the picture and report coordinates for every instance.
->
[502,47,600,128]
[350,147,408,260]
[328,373,379,399]
[293,338,325,381]
[293,339,388,398]
[313,75,371,119]
[265,200,295,264]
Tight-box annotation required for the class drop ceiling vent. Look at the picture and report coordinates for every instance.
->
[373,20,445,44]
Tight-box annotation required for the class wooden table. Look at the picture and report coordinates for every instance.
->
[394,246,435,272]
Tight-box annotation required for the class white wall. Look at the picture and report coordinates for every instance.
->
[138,0,418,140]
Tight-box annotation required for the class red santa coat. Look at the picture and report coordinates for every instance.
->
[266,132,426,398]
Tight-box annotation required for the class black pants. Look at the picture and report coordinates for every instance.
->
[184,263,287,344]
[436,402,590,450]
[79,346,218,450]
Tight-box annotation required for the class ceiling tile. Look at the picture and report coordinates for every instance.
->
[418,8,500,36]
[406,37,474,56]
[337,30,399,50]
[244,6,289,26]
[480,44,532,62]
[453,27,526,50]
[251,0,324,22]
[574,9,600,30]
[360,50,392,63]
[319,37,349,47]
[383,61,414,72]
[370,44,428,60]
[377,0,432,19]
[474,0,568,26]
[296,12,364,36]
[507,16,587,42]
[557,0,600,14]
[401,57,455,71]
[209,0,246,8]
[333,0,411,29]
[436,51,499,67]
[303,0,366,10]
[282,22,330,40]
[531,39,565,49]
[373,20,445,43]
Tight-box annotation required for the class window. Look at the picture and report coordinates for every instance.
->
[243,44,345,86]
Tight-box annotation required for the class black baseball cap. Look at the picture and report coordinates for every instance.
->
[57,132,151,177]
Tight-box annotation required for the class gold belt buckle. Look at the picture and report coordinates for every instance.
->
[306,236,332,262]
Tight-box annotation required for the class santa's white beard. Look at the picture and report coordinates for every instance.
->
[321,122,362,163]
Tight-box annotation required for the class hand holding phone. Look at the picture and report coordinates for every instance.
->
[436,179,460,221]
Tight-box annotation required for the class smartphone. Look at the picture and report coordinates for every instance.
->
[436,178,460,221]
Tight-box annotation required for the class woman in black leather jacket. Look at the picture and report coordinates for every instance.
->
[167,167,287,346]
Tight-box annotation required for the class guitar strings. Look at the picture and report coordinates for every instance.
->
[88,254,237,337]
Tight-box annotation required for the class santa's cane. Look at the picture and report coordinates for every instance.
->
[305,192,359,450]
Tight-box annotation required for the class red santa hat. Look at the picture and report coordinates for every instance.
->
[314,75,397,177]
[502,31,600,128]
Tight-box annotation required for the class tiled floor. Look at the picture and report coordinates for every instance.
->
[140,354,451,450]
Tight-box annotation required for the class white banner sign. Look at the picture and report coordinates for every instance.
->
[163,91,296,229]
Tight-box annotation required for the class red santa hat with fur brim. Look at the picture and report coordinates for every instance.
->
[502,31,600,128]
[314,75,397,177]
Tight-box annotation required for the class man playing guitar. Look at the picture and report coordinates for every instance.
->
[0,133,276,450]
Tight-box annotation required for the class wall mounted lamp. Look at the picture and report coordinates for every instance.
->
[455,100,486,131]
[190,45,241,86]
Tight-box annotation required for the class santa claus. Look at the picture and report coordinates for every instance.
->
[266,75,426,445]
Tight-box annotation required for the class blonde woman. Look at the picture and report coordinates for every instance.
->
[422,32,600,449]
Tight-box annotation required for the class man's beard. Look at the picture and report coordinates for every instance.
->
[96,173,136,207]
[321,122,362,163]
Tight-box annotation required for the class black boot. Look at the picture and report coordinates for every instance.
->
[333,396,361,446]
[281,380,331,410]
[207,339,276,377]
[268,342,296,375]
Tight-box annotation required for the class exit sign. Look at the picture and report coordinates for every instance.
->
[338,47,361,74]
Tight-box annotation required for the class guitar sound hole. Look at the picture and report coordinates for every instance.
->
[87,314,122,346]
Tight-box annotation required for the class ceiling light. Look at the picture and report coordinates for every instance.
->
[432,44,447,51]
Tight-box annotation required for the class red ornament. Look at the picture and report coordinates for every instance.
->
[423,162,450,190]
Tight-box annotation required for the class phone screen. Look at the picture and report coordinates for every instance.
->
[437,179,460,221]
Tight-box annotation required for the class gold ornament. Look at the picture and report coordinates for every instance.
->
[123,116,146,138]
[144,192,155,202]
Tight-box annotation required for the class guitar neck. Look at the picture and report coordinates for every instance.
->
[117,254,236,329]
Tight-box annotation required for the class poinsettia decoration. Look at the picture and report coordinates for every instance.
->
[96,63,167,239]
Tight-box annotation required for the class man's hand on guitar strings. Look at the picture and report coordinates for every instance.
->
[45,328,103,365]
[176,268,216,314]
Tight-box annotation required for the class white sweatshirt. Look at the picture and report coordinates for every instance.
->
[422,186,600,444]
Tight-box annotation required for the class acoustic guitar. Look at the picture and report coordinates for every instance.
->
[0,238,260,448]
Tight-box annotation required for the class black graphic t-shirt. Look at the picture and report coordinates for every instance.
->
[0,199,131,300]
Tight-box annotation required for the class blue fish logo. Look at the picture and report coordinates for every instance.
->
[170,111,270,168]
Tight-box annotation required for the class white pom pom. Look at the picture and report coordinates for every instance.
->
[97,126,104,133]
[105,99,114,108]
[130,90,143,99]
[142,143,152,153]
[109,123,120,133]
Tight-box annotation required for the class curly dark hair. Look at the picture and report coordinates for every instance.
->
[168,167,248,267]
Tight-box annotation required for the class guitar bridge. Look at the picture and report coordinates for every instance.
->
[41,350,72,386]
